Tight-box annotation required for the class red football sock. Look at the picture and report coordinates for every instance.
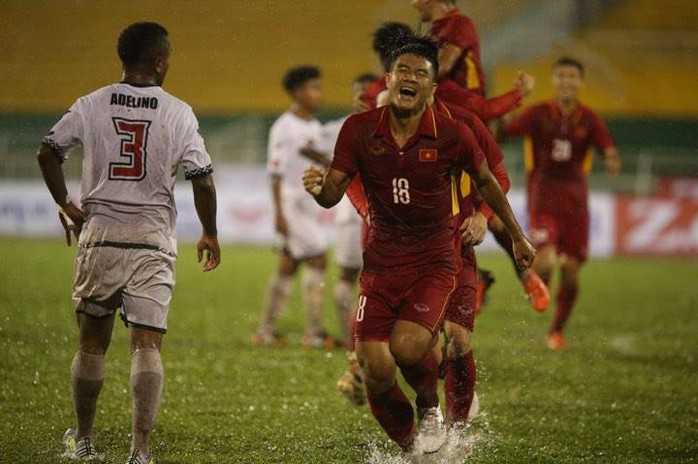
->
[550,283,579,333]
[444,350,476,425]
[400,349,440,409]
[367,382,416,450]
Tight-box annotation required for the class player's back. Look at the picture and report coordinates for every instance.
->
[430,10,486,96]
[45,82,212,254]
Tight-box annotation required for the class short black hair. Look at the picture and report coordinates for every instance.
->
[372,22,415,61]
[553,57,585,77]
[354,72,379,86]
[282,65,322,93]
[117,22,169,68]
[389,36,440,79]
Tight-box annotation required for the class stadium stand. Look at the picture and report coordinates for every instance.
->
[491,0,698,117]
[0,0,539,113]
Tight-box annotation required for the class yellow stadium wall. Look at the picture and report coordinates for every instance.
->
[0,0,423,113]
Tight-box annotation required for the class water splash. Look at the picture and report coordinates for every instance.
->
[365,416,496,464]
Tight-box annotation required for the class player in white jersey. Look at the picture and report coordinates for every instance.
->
[254,66,336,348]
[36,23,220,464]
[308,73,378,347]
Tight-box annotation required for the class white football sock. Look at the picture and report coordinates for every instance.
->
[302,267,325,337]
[259,274,292,336]
[130,348,163,456]
[71,351,105,439]
[334,279,355,343]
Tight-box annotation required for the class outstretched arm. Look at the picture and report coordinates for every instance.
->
[191,174,220,271]
[303,167,352,209]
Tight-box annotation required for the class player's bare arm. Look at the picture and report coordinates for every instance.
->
[437,43,463,78]
[604,147,621,176]
[303,166,352,208]
[299,146,331,168]
[37,143,86,246]
[192,174,220,271]
[471,161,535,269]
[269,175,288,236]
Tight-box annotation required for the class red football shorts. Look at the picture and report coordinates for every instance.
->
[445,246,477,332]
[529,207,589,262]
[354,270,457,342]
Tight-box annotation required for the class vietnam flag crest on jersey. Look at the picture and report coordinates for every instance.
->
[419,148,438,162]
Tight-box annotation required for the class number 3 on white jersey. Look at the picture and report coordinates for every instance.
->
[551,138,572,162]
[109,118,151,181]
[392,177,410,204]
[356,295,367,322]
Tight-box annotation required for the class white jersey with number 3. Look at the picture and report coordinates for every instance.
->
[44,83,212,255]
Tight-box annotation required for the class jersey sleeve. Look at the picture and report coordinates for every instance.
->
[266,120,291,177]
[42,99,85,163]
[455,122,486,179]
[329,117,359,176]
[589,111,615,151]
[475,161,511,220]
[504,106,534,136]
[441,16,477,52]
[470,113,504,167]
[179,107,213,180]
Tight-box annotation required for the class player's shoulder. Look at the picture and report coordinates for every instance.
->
[344,107,386,130]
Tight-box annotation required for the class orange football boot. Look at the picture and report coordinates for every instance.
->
[474,269,496,316]
[547,331,566,351]
[522,270,549,312]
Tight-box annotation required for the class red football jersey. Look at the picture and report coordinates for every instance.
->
[431,10,486,96]
[332,105,485,275]
[506,100,615,212]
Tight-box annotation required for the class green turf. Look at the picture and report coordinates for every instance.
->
[1,238,696,463]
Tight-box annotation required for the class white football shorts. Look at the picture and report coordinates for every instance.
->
[72,245,175,332]
[334,196,363,269]
[282,192,328,259]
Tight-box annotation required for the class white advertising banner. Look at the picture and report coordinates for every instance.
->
[0,166,616,258]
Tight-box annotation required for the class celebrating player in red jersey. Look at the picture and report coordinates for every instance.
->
[361,22,533,122]
[504,57,621,350]
[411,0,485,95]
[409,3,548,311]
[303,38,534,453]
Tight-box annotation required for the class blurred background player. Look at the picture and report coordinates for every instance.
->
[411,0,485,96]
[303,72,378,347]
[254,66,337,348]
[37,22,220,464]
[411,0,549,312]
[303,38,535,454]
[504,57,621,350]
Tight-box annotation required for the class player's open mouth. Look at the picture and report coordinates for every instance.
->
[399,87,417,98]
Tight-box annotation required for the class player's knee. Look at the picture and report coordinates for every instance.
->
[390,337,431,367]
[535,246,556,274]
[358,356,395,393]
